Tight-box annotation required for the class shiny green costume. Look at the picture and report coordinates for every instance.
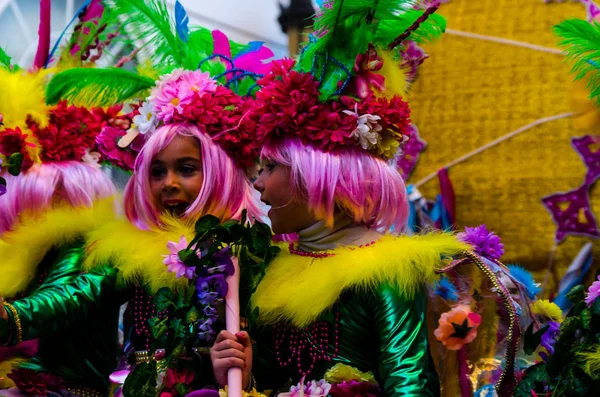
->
[249,234,467,396]
[0,241,127,392]
[0,201,128,394]
[252,286,440,396]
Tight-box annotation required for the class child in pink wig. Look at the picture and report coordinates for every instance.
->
[0,114,129,394]
[209,27,464,395]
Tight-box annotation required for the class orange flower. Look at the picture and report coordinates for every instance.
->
[434,304,482,350]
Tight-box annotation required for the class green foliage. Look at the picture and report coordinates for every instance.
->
[0,47,12,69]
[122,361,157,397]
[6,153,23,177]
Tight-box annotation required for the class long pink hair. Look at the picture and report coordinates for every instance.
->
[261,137,409,230]
[124,123,263,230]
[0,161,116,234]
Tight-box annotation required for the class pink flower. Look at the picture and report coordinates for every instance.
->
[434,304,482,350]
[586,275,600,307]
[153,82,195,123]
[280,379,332,397]
[96,126,144,171]
[180,70,218,95]
[163,235,196,279]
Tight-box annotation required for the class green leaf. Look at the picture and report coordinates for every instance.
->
[178,248,198,267]
[0,177,6,187]
[583,308,593,330]
[555,19,600,103]
[46,67,155,107]
[122,361,157,397]
[154,287,174,311]
[524,323,549,355]
[7,153,23,176]
[568,285,586,304]
[593,298,600,316]
[148,317,168,340]
[194,214,220,235]
[185,306,199,324]
[514,363,548,397]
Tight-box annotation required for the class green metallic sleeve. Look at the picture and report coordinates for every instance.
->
[1,243,124,345]
[374,284,440,397]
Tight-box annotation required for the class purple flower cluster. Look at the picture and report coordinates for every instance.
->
[458,224,505,260]
[538,321,561,362]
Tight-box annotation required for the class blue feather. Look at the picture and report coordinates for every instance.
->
[316,0,325,7]
[45,0,92,68]
[175,0,190,42]
[434,276,458,302]
[234,41,264,59]
[507,265,542,299]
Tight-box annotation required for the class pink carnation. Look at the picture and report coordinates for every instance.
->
[586,275,600,307]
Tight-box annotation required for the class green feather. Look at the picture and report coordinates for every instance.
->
[104,0,184,68]
[375,10,446,45]
[46,67,156,107]
[555,19,600,102]
[0,47,12,68]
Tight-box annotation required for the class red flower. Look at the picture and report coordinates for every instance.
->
[0,127,34,170]
[8,368,64,396]
[304,101,356,151]
[27,101,103,163]
[329,380,381,397]
[164,368,195,388]
[96,126,144,171]
[350,44,385,99]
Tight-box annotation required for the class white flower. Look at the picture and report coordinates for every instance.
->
[81,150,101,168]
[132,102,157,135]
[343,104,382,150]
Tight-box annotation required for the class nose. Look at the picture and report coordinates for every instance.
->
[253,171,265,193]
[162,171,181,192]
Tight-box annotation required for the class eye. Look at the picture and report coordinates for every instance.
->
[150,166,166,179]
[265,163,277,172]
[179,164,198,176]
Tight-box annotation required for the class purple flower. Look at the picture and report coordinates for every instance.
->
[539,321,561,362]
[208,274,228,297]
[586,275,600,307]
[211,247,234,276]
[203,305,217,317]
[197,291,218,305]
[196,279,210,294]
[198,329,215,341]
[162,235,196,279]
[458,225,505,260]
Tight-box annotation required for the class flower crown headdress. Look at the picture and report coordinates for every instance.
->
[0,0,126,192]
[252,0,445,161]
[46,0,274,171]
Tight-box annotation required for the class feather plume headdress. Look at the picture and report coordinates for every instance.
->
[250,0,446,160]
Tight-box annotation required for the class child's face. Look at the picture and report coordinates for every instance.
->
[150,135,203,217]
[253,161,317,235]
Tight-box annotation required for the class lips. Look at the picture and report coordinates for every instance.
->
[163,199,189,216]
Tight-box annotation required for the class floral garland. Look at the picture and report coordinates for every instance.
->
[100,69,259,171]
[117,213,279,397]
[251,56,412,161]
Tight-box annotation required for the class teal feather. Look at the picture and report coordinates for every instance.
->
[555,19,600,102]
[46,68,155,107]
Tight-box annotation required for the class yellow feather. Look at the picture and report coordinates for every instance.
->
[0,198,117,298]
[376,49,409,99]
[0,357,27,387]
[251,233,469,328]
[0,68,52,131]
[83,215,196,293]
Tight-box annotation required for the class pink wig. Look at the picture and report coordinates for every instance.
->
[124,123,263,230]
[0,161,116,234]
[261,137,409,230]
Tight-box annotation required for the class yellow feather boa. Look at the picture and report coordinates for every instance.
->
[0,198,117,298]
[83,216,196,293]
[251,233,469,328]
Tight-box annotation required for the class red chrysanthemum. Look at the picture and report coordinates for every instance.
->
[304,101,356,151]
[8,368,64,395]
[0,127,34,170]
[254,69,320,144]
[27,101,103,163]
